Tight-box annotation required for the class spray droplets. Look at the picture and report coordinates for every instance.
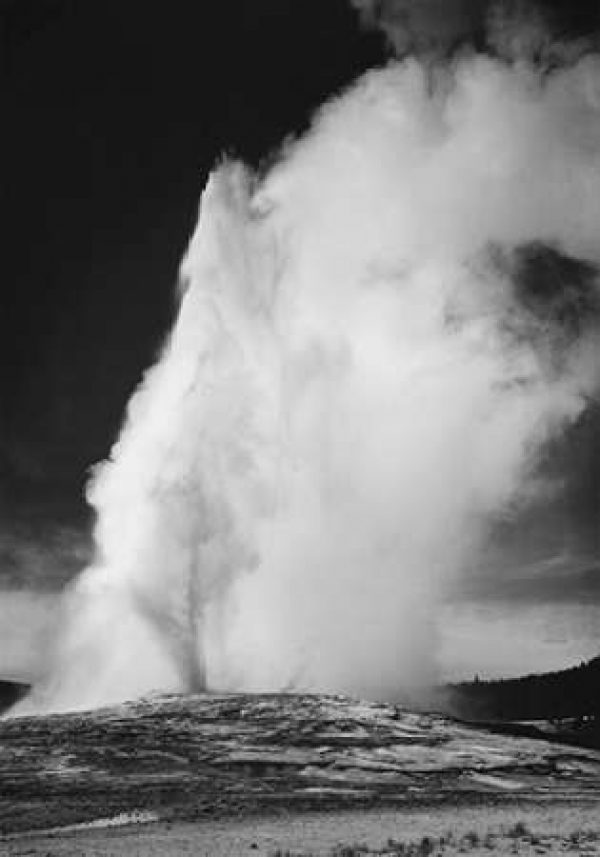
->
[18,45,600,714]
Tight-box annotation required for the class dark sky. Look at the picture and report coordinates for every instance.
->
[0,0,598,600]
[0,0,385,585]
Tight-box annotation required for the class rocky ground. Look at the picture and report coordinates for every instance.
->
[1,693,599,854]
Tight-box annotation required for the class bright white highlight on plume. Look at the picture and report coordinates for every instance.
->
[19,50,600,713]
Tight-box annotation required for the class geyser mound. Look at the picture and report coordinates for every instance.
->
[4,692,600,832]
[20,51,600,714]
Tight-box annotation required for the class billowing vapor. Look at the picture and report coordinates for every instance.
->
[16,38,600,713]
[352,0,598,63]
[351,0,485,56]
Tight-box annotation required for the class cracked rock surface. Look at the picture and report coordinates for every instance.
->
[1,693,599,834]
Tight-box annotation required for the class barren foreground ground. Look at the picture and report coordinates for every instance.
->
[3,803,600,856]
[1,694,599,855]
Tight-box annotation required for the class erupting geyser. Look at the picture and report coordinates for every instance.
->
[20,49,600,713]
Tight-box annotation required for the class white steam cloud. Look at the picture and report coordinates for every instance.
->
[16,45,600,713]
[351,0,483,57]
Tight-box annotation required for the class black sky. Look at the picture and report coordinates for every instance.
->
[0,0,385,569]
[0,0,598,598]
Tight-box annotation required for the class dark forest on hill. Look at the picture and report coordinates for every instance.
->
[0,680,28,715]
[442,655,600,749]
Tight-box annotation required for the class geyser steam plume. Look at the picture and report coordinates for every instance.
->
[21,48,600,713]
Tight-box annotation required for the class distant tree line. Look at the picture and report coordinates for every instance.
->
[446,656,600,722]
[435,656,600,750]
[0,680,29,715]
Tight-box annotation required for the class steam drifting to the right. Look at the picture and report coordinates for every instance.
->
[18,6,600,713]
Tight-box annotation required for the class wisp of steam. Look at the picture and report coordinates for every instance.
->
[19,40,600,713]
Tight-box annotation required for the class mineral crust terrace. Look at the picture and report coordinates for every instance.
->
[1,693,600,834]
